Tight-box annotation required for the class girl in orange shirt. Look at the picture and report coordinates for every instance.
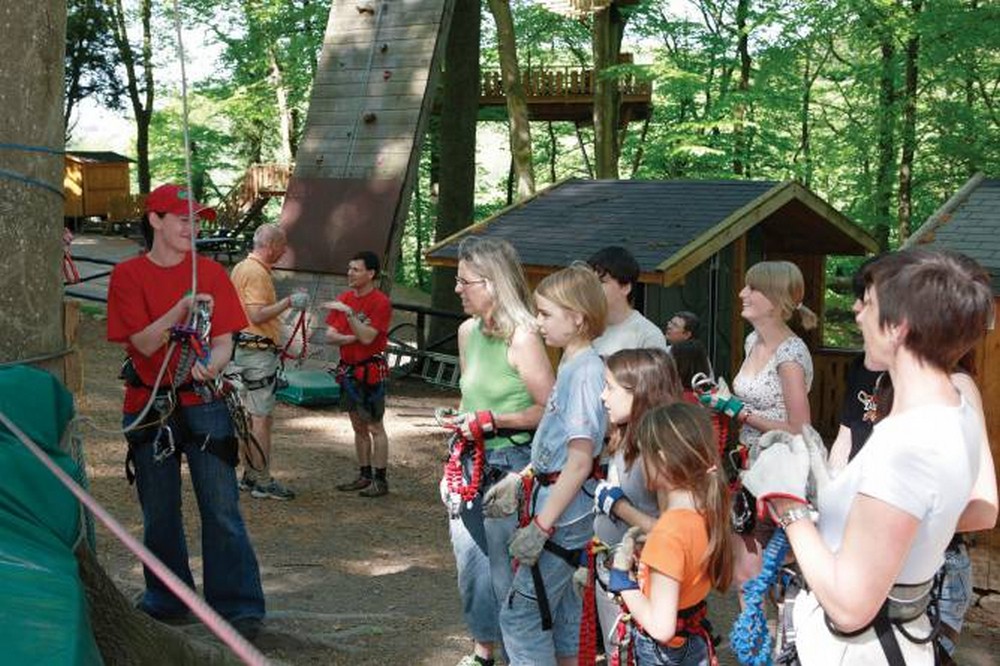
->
[608,402,734,666]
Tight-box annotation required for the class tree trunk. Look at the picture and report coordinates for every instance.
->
[269,46,294,163]
[487,0,535,199]
[732,0,751,176]
[897,0,922,243]
[109,0,155,193]
[0,0,67,370]
[592,6,626,179]
[77,546,241,665]
[429,0,479,348]
[874,30,897,251]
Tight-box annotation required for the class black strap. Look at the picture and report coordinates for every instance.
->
[874,609,908,666]
[530,563,554,631]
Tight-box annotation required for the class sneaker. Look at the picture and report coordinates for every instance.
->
[238,473,254,492]
[359,477,388,498]
[250,479,296,500]
[455,656,494,666]
[336,476,372,492]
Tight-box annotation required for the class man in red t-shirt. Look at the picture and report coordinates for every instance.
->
[106,184,264,635]
[324,251,393,497]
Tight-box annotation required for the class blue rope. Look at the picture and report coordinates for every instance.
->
[0,142,65,155]
[730,528,790,666]
[0,168,64,198]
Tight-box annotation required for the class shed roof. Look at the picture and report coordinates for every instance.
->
[906,174,1000,293]
[66,151,134,164]
[426,178,876,284]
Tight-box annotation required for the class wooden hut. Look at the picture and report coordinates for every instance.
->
[425,178,879,438]
[904,173,1000,585]
[63,151,133,221]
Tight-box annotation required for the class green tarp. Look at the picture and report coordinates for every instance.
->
[0,366,102,665]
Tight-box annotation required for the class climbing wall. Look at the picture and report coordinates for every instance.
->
[278,0,456,275]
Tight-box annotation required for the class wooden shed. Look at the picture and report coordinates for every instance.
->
[63,151,132,220]
[904,173,1000,584]
[426,178,879,438]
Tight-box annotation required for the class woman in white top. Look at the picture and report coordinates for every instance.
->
[725,261,817,593]
[745,249,995,664]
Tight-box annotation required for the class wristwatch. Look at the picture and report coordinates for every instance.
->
[778,505,813,529]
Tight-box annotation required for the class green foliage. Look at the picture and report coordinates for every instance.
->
[65,0,124,137]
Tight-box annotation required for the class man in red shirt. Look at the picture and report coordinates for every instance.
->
[106,184,264,636]
[325,251,393,497]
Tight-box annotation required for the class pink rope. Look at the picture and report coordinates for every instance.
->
[0,411,269,666]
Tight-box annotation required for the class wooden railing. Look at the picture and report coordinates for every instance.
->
[809,347,860,440]
[213,163,293,229]
[481,66,651,101]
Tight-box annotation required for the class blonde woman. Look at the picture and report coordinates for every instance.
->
[444,237,555,666]
[701,260,816,594]
[483,263,609,666]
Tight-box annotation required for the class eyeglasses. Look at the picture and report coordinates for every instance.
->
[455,276,487,288]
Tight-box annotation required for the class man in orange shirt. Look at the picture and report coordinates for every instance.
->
[228,223,305,500]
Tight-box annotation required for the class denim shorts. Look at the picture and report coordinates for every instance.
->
[937,541,972,655]
[631,628,709,666]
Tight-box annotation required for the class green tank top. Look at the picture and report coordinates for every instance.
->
[460,321,536,450]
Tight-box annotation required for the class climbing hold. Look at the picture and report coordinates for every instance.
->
[363,112,377,124]
[383,70,392,81]
[380,43,388,53]
[356,2,375,15]
[316,155,325,165]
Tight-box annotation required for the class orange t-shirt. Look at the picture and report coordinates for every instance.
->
[638,508,711,610]
[230,254,281,343]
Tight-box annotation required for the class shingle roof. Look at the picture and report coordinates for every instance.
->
[428,178,779,272]
[926,179,1000,293]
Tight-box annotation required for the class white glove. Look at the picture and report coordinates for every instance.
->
[482,472,522,518]
[801,424,830,504]
[740,432,810,521]
[289,291,309,310]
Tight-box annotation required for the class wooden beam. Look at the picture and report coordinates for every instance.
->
[729,234,747,381]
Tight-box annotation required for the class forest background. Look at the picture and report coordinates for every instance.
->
[66,0,1000,346]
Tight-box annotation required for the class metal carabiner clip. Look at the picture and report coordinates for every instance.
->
[152,424,176,463]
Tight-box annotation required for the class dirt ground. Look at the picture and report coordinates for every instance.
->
[73,310,1000,666]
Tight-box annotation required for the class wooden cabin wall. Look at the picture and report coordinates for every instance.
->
[972,295,1000,586]
[63,158,85,217]
[82,163,130,217]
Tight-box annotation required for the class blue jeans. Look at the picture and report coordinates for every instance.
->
[124,400,265,622]
[631,628,709,666]
[500,514,594,665]
[450,445,532,643]
[937,541,972,655]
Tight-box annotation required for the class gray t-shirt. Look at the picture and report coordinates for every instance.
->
[593,450,660,546]
[592,310,668,357]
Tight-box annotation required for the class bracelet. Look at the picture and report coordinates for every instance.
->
[778,505,813,529]
[533,516,554,536]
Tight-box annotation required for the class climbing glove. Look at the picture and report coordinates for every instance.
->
[740,430,810,521]
[482,471,522,518]
[696,377,745,420]
[593,480,626,517]
[801,424,831,504]
[608,526,644,593]
[509,518,552,566]
[289,291,310,310]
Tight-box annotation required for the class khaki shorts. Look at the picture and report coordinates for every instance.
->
[227,347,279,416]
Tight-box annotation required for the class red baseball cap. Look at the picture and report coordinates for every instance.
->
[145,184,217,221]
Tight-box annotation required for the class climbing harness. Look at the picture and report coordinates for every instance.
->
[280,309,309,361]
[437,407,487,518]
[731,528,791,665]
[577,537,609,666]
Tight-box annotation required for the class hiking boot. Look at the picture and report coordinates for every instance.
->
[250,479,296,500]
[336,476,372,492]
[359,477,388,498]
[230,616,263,641]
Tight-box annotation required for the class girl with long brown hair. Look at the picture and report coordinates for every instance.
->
[593,348,682,648]
[609,402,734,665]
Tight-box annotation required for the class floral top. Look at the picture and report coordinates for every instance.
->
[732,331,813,450]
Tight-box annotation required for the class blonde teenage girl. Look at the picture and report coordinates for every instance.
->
[482,263,608,666]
